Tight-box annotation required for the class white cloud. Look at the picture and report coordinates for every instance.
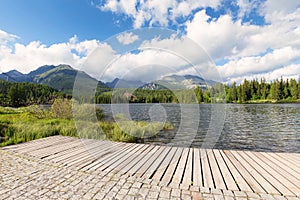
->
[0,30,19,45]
[260,0,300,23]
[226,64,300,84]
[219,47,300,79]
[0,32,105,76]
[99,0,221,28]
[117,32,139,45]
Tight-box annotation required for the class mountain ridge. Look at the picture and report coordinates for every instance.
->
[0,64,108,94]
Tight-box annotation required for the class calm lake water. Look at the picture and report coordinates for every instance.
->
[99,103,300,153]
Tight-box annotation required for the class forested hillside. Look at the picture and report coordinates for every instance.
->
[0,80,65,107]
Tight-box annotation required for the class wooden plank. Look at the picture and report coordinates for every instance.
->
[224,150,265,193]
[257,151,300,183]
[245,151,300,196]
[219,150,252,192]
[238,151,294,196]
[52,140,107,164]
[275,152,300,167]
[57,140,112,164]
[18,136,74,154]
[91,143,139,172]
[229,150,280,194]
[111,144,153,174]
[120,144,156,175]
[141,146,172,179]
[219,150,253,192]
[267,152,300,176]
[193,148,202,187]
[161,147,183,184]
[171,147,189,184]
[200,148,214,188]
[1,135,63,151]
[207,149,226,190]
[135,145,166,177]
[30,139,83,158]
[182,148,193,186]
[126,145,161,176]
[45,139,98,161]
[65,141,126,168]
[103,143,146,174]
[213,149,238,191]
[151,147,177,181]
[80,142,134,171]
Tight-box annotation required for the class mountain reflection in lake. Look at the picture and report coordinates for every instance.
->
[99,104,300,153]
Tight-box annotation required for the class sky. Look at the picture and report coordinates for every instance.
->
[0,0,299,83]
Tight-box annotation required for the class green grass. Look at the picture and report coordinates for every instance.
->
[0,104,174,146]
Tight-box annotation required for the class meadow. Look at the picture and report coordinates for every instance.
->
[0,99,173,146]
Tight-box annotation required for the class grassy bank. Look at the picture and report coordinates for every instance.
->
[0,99,173,146]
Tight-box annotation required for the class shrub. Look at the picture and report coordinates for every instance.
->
[51,98,73,119]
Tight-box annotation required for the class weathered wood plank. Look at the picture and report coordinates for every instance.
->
[103,143,146,175]
[239,151,295,196]
[160,147,183,184]
[245,151,300,196]
[18,136,74,154]
[172,148,189,184]
[193,148,202,187]
[274,152,300,168]
[200,148,214,188]
[126,145,161,176]
[182,148,193,186]
[224,150,265,193]
[135,145,166,177]
[207,149,226,190]
[151,147,177,182]
[82,142,134,171]
[229,150,280,194]
[141,146,172,179]
[111,144,152,174]
[213,149,238,191]
[257,151,300,184]
[92,143,139,172]
[219,150,252,192]
[119,144,156,175]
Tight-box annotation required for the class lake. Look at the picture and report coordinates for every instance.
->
[99,103,300,153]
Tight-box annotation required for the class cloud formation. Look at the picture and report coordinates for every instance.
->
[0,33,102,74]
[117,32,139,45]
[99,0,221,28]
[0,0,299,84]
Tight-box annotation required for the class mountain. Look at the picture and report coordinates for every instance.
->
[28,65,56,77]
[0,64,109,94]
[0,70,30,82]
[106,78,145,88]
[140,74,216,90]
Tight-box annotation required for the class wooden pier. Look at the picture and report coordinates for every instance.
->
[2,135,300,199]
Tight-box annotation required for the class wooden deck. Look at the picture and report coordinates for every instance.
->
[2,135,300,198]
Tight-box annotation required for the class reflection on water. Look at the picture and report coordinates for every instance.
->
[99,104,300,153]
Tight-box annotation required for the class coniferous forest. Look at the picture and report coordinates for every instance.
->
[96,77,300,104]
[0,77,299,107]
[0,80,66,107]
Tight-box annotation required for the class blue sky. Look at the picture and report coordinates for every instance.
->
[0,0,299,83]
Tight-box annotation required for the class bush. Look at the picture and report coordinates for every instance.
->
[51,98,73,119]
[25,105,50,119]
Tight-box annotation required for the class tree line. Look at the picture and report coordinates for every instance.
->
[0,80,66,107]
[1,77,299,107]
[95,77,300,104]
[224,77,300,103]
